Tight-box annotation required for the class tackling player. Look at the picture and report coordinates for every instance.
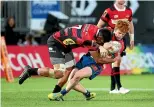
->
[19,24,112,87]
[97,0,134,94]
[48,41,121,101]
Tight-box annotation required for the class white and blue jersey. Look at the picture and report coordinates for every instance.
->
[75,52,102,80]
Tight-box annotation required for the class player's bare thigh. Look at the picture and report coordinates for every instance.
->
[73,67,93,80]
[112,56,122,67]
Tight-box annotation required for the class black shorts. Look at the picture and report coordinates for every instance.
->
[47,36,76,68]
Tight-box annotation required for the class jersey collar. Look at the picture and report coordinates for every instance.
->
[114,4,126,11]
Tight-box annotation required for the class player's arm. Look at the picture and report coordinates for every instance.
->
[129,21,134,50]
[83,40,99,48]
[97,9,110,28]
[96,53,120,64]
[97,19,106,29]
[83,40,108,57]
[128,9,134,50]
[97,57,117,64]
[83,40,107,50]
[82,40,100,51]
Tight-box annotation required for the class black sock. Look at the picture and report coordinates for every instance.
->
[114,67,122,90]
[52,85,61,93]
[29,68,38,76]
[111,72,116,91]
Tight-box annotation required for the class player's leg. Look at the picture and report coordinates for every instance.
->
[48,67,92,100]
[19,38,66,84]
[48,68,78,100]
[65,67,92,93]
[67,68,89,95]
[110,37,129,94]
[52,51,75,93]
[48,54,101,100]
[73,83,96,100]
[110,37,127,94]
[66,68,96,100]
[110,64,118,93]
[112,57,130,94]
[68,68,96,100]
[61,53,100,96]
[110,58,121,94]
[52,67,73,93]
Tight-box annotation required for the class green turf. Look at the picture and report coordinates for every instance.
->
[1,75,154,107]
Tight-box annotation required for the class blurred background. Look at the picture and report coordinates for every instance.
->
[1,0,154,79]
[1,0,154,45]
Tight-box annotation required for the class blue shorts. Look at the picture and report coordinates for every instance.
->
[75,52,102,80]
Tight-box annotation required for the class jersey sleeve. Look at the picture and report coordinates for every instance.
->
[128,9,133,21]
[100,8,110,23]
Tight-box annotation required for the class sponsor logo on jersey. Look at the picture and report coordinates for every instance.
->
[63,38,76,45]
[49,48,56,52]
[114,15,118,18]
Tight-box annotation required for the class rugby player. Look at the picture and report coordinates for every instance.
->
[48,41,121,101]
[19,24,112,86]
[97,0,134,94]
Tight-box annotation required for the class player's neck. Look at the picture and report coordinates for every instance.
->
[114,3,125,11]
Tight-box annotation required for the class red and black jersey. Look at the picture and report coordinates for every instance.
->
[112,35,125,53]
[52,24,99,49]
[101,5,132,30]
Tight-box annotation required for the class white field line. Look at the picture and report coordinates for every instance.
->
[1,88,154,92]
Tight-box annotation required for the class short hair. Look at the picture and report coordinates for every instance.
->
[115,20,130,34]
[98,28,112,42]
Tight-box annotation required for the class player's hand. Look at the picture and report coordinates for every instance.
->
[130,41,134,50]
[103,42,112,49]
[99,46,108,57]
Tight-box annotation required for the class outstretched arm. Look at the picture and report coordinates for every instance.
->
[96,53,120,64]
[97,57,116,64]
[97,19,106,28]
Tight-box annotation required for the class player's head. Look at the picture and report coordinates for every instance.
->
[114,20,130,40]
[95,28,112,45]
[115,0,126,5]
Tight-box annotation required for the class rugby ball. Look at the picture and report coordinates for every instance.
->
[108,41,121,54]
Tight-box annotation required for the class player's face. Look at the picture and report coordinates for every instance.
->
[96,36,104,45]
[114,29,126,40]
[116,0,126,5]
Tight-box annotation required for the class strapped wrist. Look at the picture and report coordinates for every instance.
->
[130,34,134,41]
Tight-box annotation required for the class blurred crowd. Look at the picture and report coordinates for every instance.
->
[1,17,42,46]
[1,16,61,46]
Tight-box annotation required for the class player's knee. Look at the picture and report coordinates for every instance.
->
[73,74,81,81]
[54,71,64,79]
[66,67,73,72]
[53,64,66,73]
[38,67,50,77]
[64,67,73,77]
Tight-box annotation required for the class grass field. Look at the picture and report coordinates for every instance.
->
[1,75,154,107]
